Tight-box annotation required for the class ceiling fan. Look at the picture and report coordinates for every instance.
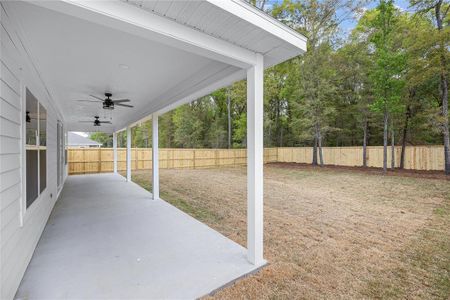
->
[76,92,133,110]
[79,116,112,127]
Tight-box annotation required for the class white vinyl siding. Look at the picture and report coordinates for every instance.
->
[0,3,65,299]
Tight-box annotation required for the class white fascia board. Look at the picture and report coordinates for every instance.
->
[207,0,307,53]
[28,0,257,69]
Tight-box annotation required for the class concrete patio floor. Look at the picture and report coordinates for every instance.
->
[16,173,261,299]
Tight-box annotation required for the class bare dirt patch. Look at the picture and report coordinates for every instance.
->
[130,164,450,299]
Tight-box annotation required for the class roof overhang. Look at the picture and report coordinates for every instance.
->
[6,0,307,133]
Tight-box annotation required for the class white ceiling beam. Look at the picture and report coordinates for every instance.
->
[28,0,258,69]
[207,0,307,53]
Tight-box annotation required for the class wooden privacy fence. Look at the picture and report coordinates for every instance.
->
[68,145,445,174]
[277,146,444,171]
[68,148,278,174]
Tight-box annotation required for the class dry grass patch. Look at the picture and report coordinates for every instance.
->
[130,164,450,299]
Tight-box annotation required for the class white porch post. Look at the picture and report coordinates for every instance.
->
[247,53,264,266]
[113,132,118,174]
[152,114,159,200]
[126,126,131,182]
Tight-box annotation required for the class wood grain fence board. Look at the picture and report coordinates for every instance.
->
[68,146,445,174]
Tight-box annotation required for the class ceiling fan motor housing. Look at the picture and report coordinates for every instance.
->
[103,92,114,109]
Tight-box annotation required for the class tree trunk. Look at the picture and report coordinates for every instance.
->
[312,133,318,166]
[391,118,395,169]
[363,118,368,168]
[227,88,232,149]
[400,104,411,169]
[318,129,324,167]
[383,110,388,173]
[275,99,281,146]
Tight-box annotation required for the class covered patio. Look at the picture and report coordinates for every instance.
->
[16,173,258,299]
[1,1,306,299]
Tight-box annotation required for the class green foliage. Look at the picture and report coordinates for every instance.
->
[364,1,406,117]
[89,132,112,147]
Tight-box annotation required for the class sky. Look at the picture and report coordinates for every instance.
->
[341,0,411,35]
[73,132,89,137]
[264,0,412,36]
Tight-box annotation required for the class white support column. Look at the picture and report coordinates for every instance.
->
[126,126,131,182]
[246,53,264,266]
[113,132,118,174]
[152,114,159,200]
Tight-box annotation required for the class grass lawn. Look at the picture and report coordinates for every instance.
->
[126,164,450,299]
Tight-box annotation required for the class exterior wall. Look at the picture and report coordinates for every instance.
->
[0,4,66,299]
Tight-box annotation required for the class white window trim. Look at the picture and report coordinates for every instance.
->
[20,82,25,227]
[20,85,48,226]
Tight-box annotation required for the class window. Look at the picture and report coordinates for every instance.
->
[25,88,47,208]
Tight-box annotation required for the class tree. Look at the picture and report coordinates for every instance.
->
[172,100,208,148]
[361,1,406,173]
[410,0,450,174]
[264,64,290,147]
[334,37,373,166]
[396,12,434,168]
[273,0,364,166]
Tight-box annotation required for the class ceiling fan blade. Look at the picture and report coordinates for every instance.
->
[112,99,130,103]
[99,121,112,124]
[89,95,105,101]
[75,100,100,103]
[78,121,93,123]
[116,103,134,108]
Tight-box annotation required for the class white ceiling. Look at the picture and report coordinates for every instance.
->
[11,1,238,132]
